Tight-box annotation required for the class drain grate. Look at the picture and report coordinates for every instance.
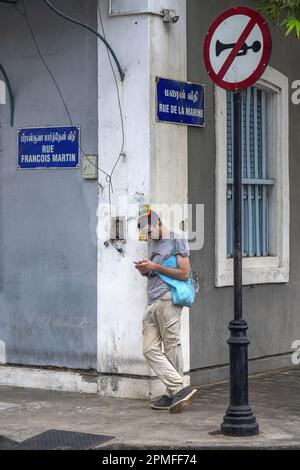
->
[14,429,114,450]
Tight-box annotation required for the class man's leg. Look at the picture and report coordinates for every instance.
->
[154,293,198,414]
[142,297,185,398]
[154,292,185,396]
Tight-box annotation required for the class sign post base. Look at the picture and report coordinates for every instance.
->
[220,320,259,437]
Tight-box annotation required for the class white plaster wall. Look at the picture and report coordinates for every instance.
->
[0,366,97,394]
[149,0,187,206]
[148,0,189,373]
[97,2,151,379]
[97,0,189,397]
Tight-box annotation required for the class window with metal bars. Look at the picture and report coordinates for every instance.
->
[226,87,275,258]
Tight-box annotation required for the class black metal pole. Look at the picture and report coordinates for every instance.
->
[221,91,259,436]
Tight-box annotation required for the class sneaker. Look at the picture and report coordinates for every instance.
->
[169,386,198,414]
[150,395,173,410]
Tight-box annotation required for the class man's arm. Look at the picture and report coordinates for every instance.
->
[135,255,190,281]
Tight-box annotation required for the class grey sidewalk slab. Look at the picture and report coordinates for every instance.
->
[0,367,299,449]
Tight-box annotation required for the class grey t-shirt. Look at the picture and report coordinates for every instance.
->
[146,230,190,305]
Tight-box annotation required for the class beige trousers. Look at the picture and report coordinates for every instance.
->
[142,290,185,397]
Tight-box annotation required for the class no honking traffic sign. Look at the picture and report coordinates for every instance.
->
[203,6,272,91]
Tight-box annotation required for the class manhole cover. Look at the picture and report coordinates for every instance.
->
[14,430,114,450]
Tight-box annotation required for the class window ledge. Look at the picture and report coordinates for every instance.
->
[216,257,289,287]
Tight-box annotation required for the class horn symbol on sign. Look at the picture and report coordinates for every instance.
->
[216,39,261,57]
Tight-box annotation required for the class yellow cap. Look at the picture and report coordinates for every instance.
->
[138,204,151,241]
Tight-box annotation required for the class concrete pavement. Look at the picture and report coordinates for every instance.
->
[0,367,300,450]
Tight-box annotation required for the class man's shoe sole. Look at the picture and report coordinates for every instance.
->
[169,389,198,414]
[150,405,170,410]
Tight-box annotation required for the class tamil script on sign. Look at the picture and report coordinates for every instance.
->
[156,77,205,127]
[18,126,80,169]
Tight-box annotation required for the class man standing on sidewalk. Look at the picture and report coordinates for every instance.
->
[135,208,198,414]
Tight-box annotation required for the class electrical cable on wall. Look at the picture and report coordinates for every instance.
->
[23,0,124,194]
[22,0,111,180]
[97,0,126,221]
[43,0,124,82]
[21,0,128,251]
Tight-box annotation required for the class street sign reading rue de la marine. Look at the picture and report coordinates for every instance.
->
[156,77,205,127]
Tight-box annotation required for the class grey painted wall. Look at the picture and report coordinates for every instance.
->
[0,0,98,369]
[187,0,300,372]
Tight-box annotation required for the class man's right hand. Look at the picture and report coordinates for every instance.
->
[135,261,150,276]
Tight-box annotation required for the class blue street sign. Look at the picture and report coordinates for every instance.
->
[18,126,80,169]
[156,77,205,127]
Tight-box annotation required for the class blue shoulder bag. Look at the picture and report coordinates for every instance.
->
[157,255,196,307]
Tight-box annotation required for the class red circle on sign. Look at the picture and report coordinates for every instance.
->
[203,6,272,91]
